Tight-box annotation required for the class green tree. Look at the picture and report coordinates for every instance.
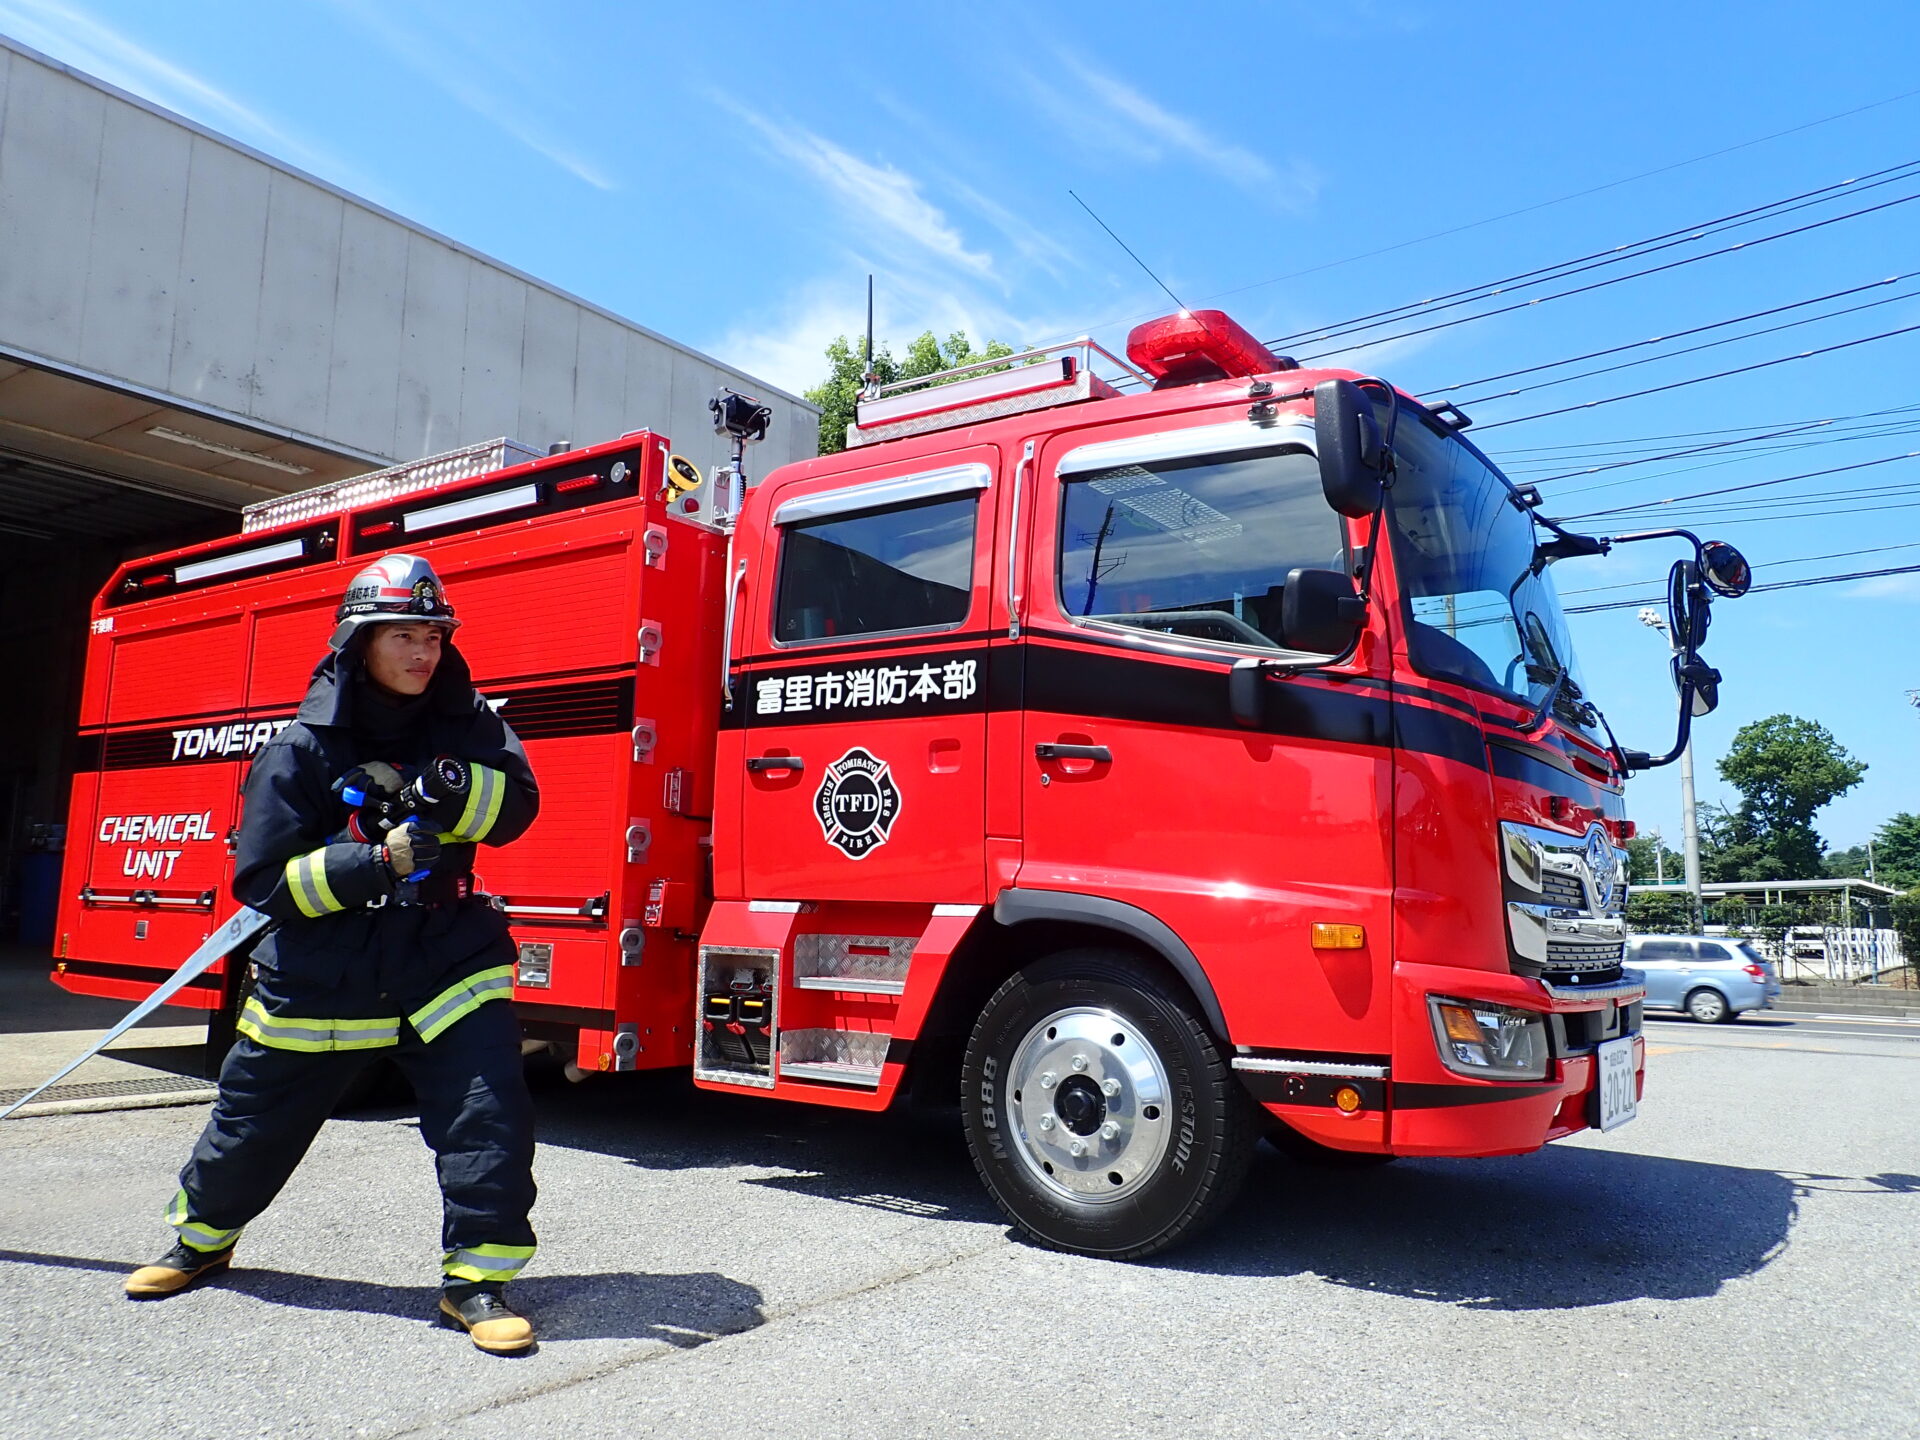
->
[1625,889,1691,934]
[1869,812,1920,890]
[1824,843,1872,880]
[1889,890,1920,987]
[804,330,1019,456]
[1703,715,1866,881]
[1623,832,1684,885]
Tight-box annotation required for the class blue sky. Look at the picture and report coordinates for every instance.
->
[3,0,1916,854]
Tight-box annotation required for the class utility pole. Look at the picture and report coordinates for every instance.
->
[1640,609,1703,932]
[1649,826,1665,886]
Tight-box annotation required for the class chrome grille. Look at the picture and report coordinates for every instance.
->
[1545,938,1627,972]
[1540,873,1587,909]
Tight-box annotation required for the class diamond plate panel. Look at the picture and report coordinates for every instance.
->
[779,1028,890,1070]
[793,934,915,988]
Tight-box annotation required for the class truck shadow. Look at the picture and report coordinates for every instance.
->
[513,1075,1878,1311]
[1156,1142,1810,1309]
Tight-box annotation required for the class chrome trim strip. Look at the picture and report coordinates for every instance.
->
[1058,417,1314,475]
[1232,1057,1389,1079]
[773,463,990,526]
[1539,970,1648,1003]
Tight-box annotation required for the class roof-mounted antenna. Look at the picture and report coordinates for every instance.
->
[1069,189,1213,336]
[860,274,881,401]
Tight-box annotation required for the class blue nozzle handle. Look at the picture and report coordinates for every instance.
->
[341,785,367,807]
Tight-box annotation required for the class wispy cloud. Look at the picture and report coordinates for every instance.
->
[1846,571,1920,601]
[323,0,616,191]
[0,0,356,183]
[1042,52,1319,209]
[722,101,994,279]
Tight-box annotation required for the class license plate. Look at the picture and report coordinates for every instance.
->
[1596,1036,1638,1132]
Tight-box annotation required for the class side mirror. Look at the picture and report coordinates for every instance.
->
[1700,540,1752,598]
[1313,378,1386,518]
[1676,655,1721,717]
[1228,659,1264,728]
[1282,567,1367,654]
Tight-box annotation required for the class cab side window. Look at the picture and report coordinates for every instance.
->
[1056,446,1344,652]
[775,496,977,644]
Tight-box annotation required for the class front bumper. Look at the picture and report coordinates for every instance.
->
[1241,962,1646,1158]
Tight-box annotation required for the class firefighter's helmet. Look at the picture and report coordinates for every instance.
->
[329,553,461,651]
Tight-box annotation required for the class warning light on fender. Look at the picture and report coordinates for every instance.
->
[1333,1085,1364,1114]
[1311,923,1365,950]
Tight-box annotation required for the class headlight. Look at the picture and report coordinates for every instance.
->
[1428,996,1550,1080]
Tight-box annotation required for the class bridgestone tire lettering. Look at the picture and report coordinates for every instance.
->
[958,947,1257,1260]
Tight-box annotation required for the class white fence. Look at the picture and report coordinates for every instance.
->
[1718,926,1907,983]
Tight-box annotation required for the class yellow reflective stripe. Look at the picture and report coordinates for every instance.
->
[409,965,515,1042]
[238,996,401,1053]
[302,852,343,914]
[283,850,345,917]
[447,765,505,842]
[283,854,325,918]
[166,1188,242,1252]
[442,1243,535,1282]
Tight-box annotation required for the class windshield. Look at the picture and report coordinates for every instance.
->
[1384,414,1595,728]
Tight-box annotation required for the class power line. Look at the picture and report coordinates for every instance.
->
[1470,322,1920,431]
[1290,185,1920,363]
[1487,402,1920,457]
[1443,282,1920,409]
[1425,274,1913,396]
[1559,453,1920,520]
[1556,540,1920,598]
[1022,88,1920,351]
[1266,159,1920,351]
[1501,416,1920,481]
[1564,561,1920,615]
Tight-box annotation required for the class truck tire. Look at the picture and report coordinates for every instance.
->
[961,947,1256,1259]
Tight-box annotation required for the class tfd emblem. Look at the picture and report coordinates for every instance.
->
[814,747,901,859]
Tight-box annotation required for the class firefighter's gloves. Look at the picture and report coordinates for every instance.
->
[334,762,407,809]
[383,823,441,881]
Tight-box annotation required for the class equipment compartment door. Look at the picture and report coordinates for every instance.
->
[735,446,1000,903]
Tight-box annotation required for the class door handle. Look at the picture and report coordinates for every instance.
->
[1035,742,1112,763]
[747,756,804,773]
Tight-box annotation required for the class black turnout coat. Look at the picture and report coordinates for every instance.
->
[231,643,538,1029]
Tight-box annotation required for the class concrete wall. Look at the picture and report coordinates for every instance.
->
[0,37,817,478]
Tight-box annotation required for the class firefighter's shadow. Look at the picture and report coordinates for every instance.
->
[218,1266,765,1346]
[1157,1142,1817,1309]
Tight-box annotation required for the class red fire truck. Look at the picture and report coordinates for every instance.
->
[51,309,1748,1257]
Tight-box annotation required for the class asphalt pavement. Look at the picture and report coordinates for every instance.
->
[3,1010,1916,1440]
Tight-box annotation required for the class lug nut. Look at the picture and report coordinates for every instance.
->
[1040,1071,1057,1089]
[1102,1078,1121,1097]
[1069,1140,1086,1157]
[1100,1121,1120,1140]
[1071,1055,1089,1072]
[1039,1115,1056,1131]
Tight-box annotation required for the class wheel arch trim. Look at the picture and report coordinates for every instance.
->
[991,887,1231,1042]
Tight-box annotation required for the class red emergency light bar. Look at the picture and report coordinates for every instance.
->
[1126,310,1281,387]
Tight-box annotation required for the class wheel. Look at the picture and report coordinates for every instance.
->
[1267,1122,1397,1168]
[1685,987,1731,1024]
[960,948,1257,1259]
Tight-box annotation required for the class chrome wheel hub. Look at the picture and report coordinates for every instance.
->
[1006,1007,1171,1203]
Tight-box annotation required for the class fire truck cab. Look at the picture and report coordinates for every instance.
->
[57,307,1748,1258]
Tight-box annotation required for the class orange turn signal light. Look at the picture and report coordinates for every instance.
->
[1334,1085,1364,1114]
[1311,923,1366,951]
[1437,1003,1484,1045]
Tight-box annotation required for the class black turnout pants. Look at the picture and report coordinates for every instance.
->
[174,1000,537,1284]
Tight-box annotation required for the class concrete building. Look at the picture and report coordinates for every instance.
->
[0,34,818,936]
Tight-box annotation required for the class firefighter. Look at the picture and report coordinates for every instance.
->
[123,554,544,1355]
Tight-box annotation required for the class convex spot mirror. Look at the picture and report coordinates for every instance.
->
[1313,378,1387,518]
[1700,540,1752,598]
